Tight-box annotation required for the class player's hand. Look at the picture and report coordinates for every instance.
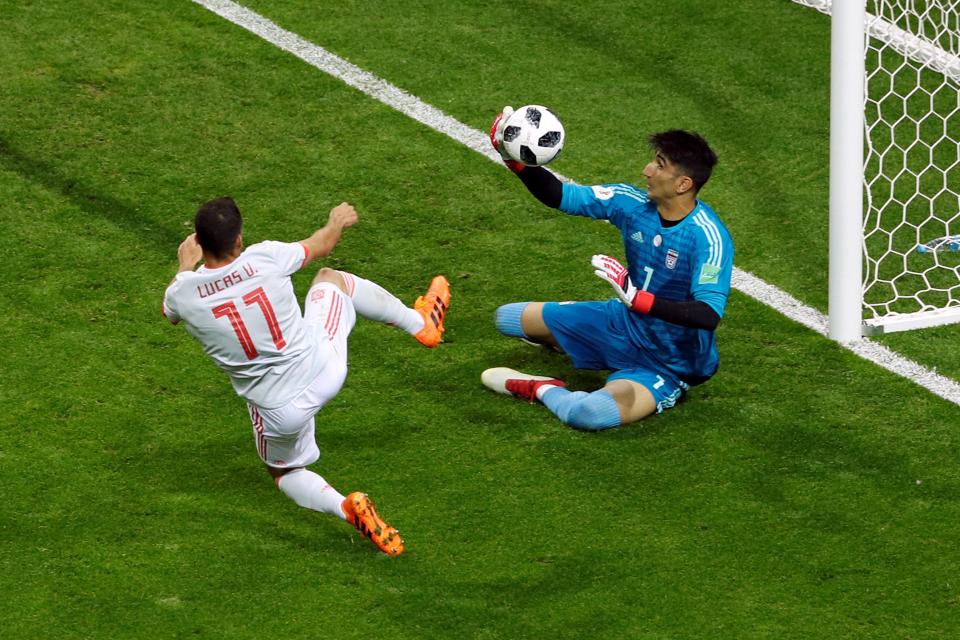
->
[489,106,525,173]
[591,254,654,314]
[328,202,358,230]
[177,233,203,270]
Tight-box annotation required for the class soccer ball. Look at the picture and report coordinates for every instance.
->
[501,105,565,167]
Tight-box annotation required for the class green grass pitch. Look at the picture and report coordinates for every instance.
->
[2,1,959,638]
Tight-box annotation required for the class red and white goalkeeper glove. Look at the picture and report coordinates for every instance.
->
[489,106,525,173]
[591,254,654,314]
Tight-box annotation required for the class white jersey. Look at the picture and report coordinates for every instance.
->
[163,240,329,408]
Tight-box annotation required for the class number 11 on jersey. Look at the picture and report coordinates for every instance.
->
[211,286,286,359]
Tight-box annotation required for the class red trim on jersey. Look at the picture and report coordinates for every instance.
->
[298,242,310,269]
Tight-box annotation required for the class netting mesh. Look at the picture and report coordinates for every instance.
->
[794,0,960,324]
[863,1,960,320]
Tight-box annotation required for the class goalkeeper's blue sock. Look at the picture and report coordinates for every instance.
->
[540,387,622,431]
[495,302,528,338]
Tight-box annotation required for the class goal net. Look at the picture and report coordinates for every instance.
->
[795,0,960,336]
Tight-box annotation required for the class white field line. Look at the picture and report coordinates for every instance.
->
[192,0,960,406]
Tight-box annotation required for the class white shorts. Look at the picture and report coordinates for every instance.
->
[248,282,356,469]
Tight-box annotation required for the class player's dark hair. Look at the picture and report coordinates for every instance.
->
[649,130,717,192]
[194,196,243,259]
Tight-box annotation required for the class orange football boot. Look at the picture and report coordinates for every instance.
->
[342,492,404,556]
[413,275,451,348]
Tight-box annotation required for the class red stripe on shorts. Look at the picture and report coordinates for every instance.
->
[325,293,343,340]
[339,271,355,296]
[249,405,267,461]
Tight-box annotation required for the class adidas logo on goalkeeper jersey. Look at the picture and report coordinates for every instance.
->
[630,231,644,244]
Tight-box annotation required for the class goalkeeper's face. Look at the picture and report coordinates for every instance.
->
[643,151,693,203]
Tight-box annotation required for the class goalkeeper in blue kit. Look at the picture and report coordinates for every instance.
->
[483,107,734,430]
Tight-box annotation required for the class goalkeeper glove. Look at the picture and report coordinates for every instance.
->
[489,106,525,173]
[591,254,654,314]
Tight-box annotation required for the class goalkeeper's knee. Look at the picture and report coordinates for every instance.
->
[565,390,622,431]
[495,302,529,338]
[541,388,622,431]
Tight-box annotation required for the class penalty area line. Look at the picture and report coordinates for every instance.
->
[192,0,960,406]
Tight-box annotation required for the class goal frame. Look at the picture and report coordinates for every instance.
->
[818,0,960,339]
[828,0,867,342]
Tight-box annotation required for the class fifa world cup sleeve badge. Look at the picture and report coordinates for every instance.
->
[698,264,721,285]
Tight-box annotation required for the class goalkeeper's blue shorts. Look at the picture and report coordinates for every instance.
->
[541,300,688,413]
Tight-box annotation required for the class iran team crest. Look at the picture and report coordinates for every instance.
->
[665,249,679,269]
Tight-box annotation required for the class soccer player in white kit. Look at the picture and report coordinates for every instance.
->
[162,196,451,555]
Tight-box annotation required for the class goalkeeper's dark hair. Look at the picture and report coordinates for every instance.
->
[649,130,717,192]
[195,196,243,259]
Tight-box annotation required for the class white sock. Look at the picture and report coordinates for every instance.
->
[339,271,424,335]
[535,383,562,401]
[277,468,347,519]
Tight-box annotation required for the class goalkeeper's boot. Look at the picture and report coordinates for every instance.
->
[342,492,404,556]
[414,275,451,348]
[481,367,566,403]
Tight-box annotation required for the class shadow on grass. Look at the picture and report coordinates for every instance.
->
[0,134,184,251]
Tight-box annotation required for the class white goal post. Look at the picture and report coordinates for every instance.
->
[793,0,960,340]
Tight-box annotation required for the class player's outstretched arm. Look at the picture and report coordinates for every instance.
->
[517,166,563,209]
[300,202,359,266]
[490,107,563,208]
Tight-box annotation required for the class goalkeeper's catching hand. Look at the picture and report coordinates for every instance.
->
[591,254,654,314]
[489,106,525,173]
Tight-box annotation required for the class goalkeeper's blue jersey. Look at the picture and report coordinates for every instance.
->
[560,182,734,383]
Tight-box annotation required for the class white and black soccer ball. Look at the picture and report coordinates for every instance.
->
[501,105,565,167]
